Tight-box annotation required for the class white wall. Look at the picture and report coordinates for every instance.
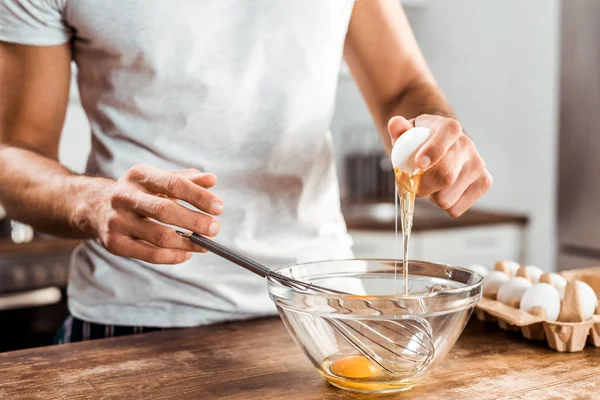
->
[59,104,91,174]
[58,69,91,174]
[331,0,561,270]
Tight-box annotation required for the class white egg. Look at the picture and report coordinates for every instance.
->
[390,127,432,174]
[547,273,567,299]
[463,264,489,278]
[482,271,510,296]
[494,260,520,278]
[520,283,561,322]
[497,277,532,305]
[574,281,598,320]
[521,265,543,284]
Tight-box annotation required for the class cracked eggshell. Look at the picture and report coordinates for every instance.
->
[482,271,510,298]
[520,283,561,322]
[390,127,432,174]
[494,260,520,278]
[463,264,489,278]
[497,277,532,305]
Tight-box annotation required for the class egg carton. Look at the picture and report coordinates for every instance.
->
[475,265,600,352]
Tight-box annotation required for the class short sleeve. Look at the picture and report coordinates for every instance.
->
[0,0,72,46]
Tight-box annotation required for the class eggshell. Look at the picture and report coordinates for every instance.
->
[520,283,561,322]
[539,273,566,294]
[520,265,543,284]
[497,277,532,305]
[463,264,489,278]
[547,273,567,298]
[482,271,510,298]
[494,260,520,278]
[574,280,598,320]
[390,127,432,174]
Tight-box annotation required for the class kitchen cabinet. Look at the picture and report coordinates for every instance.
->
[0,238,80,294]
[343,200,528,268]
[0,238,80,351]
[350,223,523,268]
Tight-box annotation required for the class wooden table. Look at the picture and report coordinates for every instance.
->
[0,318,598,399]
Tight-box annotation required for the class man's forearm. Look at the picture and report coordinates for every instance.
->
[0,145,113,238]
[378,80,457,154]
[389,80,456,120]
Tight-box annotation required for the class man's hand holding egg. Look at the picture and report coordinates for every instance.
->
[388,114,492,217]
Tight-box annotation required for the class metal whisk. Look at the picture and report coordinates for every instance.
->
[177,231,435,375]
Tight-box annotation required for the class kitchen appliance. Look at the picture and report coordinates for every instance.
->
[0,201,35,244]
[344,150,395,201]
[0,203,11,238]
[0,237,79,351]
[342,128,395,202]
[0,238,78,294]
[557,0,600,270]
[178,231,482,393]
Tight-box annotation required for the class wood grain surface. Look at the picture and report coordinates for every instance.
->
[0,317,598,399]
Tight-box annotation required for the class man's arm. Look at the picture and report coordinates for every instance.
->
[344,0,452,149]
[344,0,492,217]
[0,42,222,264]
[0,42,89,236]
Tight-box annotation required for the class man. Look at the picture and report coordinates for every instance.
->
[0,0,491,342]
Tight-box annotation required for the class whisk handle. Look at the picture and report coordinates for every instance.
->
[178,231,271,278]
[177,230,347,295]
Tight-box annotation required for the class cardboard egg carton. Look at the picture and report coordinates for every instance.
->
[475,265,600,352]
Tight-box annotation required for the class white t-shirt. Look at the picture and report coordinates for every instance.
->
[0,0,355,326]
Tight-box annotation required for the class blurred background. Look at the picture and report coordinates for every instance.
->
[1,0,597,350]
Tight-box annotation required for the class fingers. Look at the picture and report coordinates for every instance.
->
[126,165,223,215]
[414,115,462,170]
[429,157,483,210]
[170,169,217,189]
[418,134,491,217]
[114,213,207,253]
[104,234,193,265]
[417,143,465,197]
[446,171,493,217]
[111,191,220,237]
[98,165,222,265]
[387,116,414,145]
[387,114,491,217]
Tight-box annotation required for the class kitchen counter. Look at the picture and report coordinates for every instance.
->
[342,199,528,232]
[343,201,529,266]
[1,317,598,399]
[0,236,80,254]
[0,237,80,295]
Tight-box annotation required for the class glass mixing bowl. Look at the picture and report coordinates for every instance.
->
[268,259,483,393]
